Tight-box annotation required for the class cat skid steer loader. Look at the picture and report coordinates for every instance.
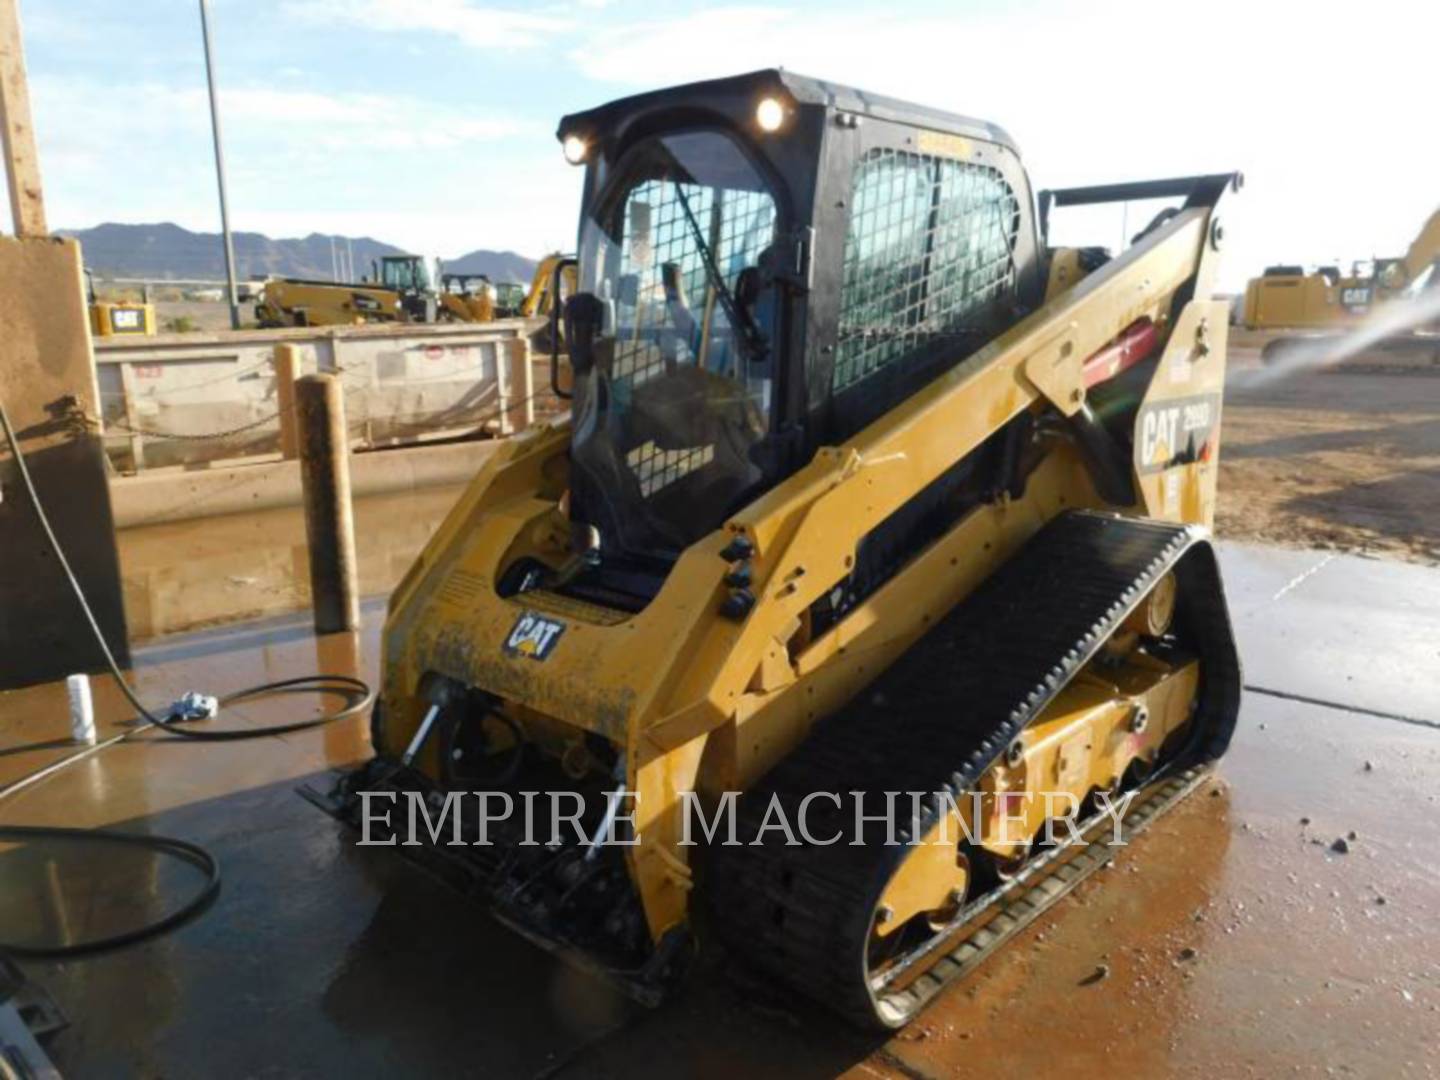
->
[322,70,1243,1028]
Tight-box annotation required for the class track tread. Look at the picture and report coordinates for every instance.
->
[711,510,1241,1027]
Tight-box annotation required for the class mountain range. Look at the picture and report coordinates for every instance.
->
[59,222,538,284]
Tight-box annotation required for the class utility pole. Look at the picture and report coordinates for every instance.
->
[198,0,240,330]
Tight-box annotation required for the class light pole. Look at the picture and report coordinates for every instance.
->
[198,0,240,330]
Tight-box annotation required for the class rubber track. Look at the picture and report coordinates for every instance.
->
[710,510,1241,1027]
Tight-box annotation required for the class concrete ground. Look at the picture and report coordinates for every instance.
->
[2,542,1437,1078]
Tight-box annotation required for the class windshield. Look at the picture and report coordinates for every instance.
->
[572,130,780,557]
[381,257,431,292]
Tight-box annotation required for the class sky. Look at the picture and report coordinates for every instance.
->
[9,0,1437,291]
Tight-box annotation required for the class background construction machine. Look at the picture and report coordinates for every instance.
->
[256,252,575,328]
[325,70,1243,1028]
[513,252,577,317]
[85,268,155,337]
[440,272,500,322]
[255,253,456,326]
[1241,207,1440,363]
[254,267,406,327]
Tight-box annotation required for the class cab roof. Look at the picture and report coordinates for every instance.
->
[557,68,1019,154]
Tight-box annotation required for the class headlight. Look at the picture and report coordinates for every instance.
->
[755,97,786,133]
[562,134,588,165]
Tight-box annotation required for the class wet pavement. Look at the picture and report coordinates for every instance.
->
[1,543,1437,1077]
[115,483,465,639]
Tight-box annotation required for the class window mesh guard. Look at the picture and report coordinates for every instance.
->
[833,149,1019,393]
[615,179,775,496]
[615,180,775,388]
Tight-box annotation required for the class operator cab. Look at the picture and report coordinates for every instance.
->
[546,70,1043,609]
[374,255,440,320]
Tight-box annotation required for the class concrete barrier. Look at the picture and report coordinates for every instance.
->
[109,435,506,528]
[0,233,131,687]
[94,318,541,471]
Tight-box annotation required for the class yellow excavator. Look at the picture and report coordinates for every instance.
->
[511,252,577,317]
[1241,207,1440,363]
[320,70,1242,1028]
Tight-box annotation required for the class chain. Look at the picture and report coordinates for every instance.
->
[106,412,282,441]
[106,387,563,444]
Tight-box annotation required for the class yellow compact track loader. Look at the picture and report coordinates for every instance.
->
[322,70,1243,1028]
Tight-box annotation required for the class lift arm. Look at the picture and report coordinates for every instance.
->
[1398,207,1440,287]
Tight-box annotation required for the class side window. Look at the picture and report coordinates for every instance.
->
[832,148,1019,394]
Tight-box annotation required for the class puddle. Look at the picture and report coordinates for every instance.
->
[116,483,465,639]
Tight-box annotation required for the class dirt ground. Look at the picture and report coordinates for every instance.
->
[151,298,247,332]
[141,307,1440,567]
[110,335,1440,641]
[1218,339,1440,565]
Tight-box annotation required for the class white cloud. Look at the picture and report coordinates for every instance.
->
[218,87,522,149]
[27,73,543,242]
[281,0,572,49]
[19,0,1434,287]
[569,1,1436,291]
[32,76,524,169]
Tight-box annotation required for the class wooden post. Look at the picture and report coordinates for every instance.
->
[273,343,301,459]
[0,0,46,237]
[118,360,146,471]
[494,340,511,436]
[506,335,535,433]
[295,374,358,632]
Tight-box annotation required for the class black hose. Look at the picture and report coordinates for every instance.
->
[0,397,374,957]
[0,401,375,740]
[0,826,220,959]
[159,674,374,740]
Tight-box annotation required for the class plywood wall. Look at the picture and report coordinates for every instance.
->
[0,234,130,688]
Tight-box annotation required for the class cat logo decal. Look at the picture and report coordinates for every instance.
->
[503,612,566,661]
